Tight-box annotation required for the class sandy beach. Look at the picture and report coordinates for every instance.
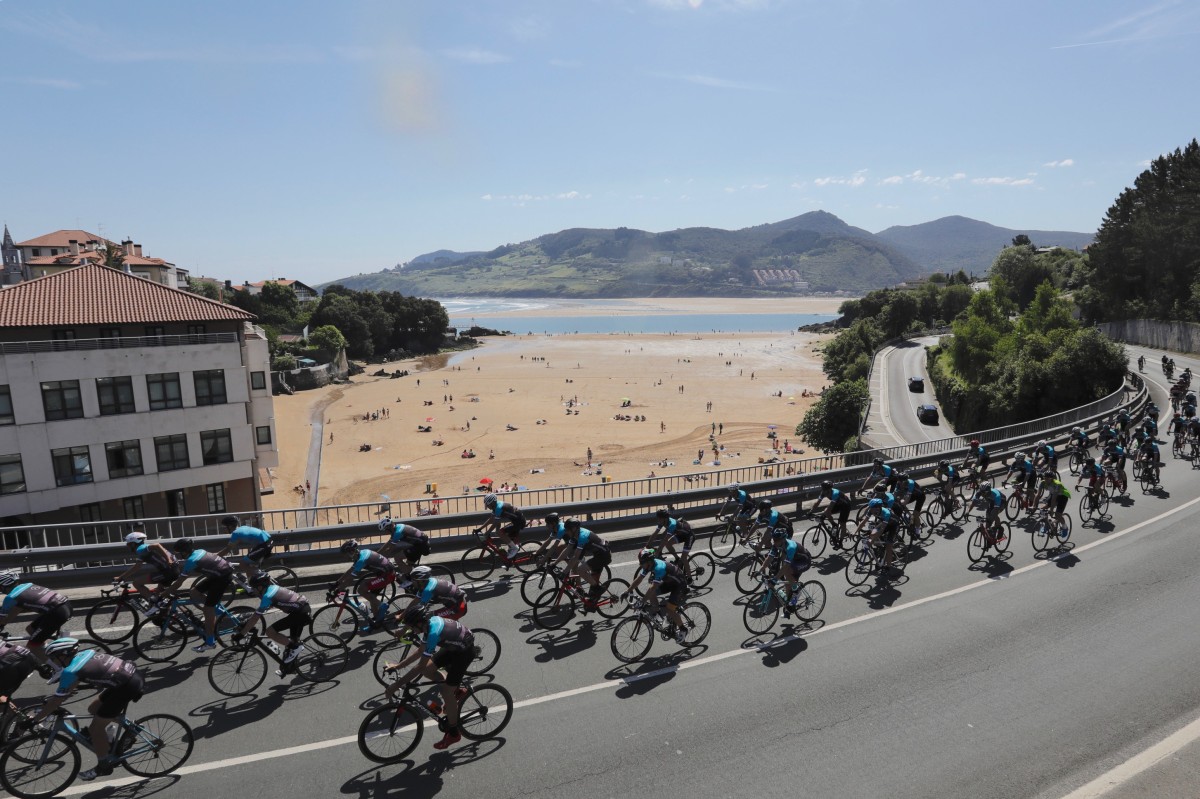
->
[264,299,837,510]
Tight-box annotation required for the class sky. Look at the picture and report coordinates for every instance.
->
[2,0,1198,286]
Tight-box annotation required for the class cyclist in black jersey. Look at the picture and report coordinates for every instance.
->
[114,528,180,601]
[478,494,527,560]
[0,570,72,673]
[162,539,236,653]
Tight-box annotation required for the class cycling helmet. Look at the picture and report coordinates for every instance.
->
[1037,439,1047,449]
[938,460,949,469]
[1015,451,1027,461]
[1085,457,1096,466]
[483,493,498,508]
[758,499,773,511]
[339,539,360,555]
[1072,426,1081,434]
[220,515,240,529]
[544,512,560,527]
[564,517,581,530]
[44,638,80,658]
[0,569,20,591]
[172,538,196,556]
[771,527,788,540]
[638,547,657,564]
[867,498,883,508]
[874,481,888,493]
[980,479,993,490]
[377,517,394,532]
[401,603,431,627]
[873,457,883,466]
[655,508,671,520]
[124,531,147,548]
[248,571,273,591]
[970,439,980,447]
[409,565,432,581]
[821,480,833,491]
[726,483,740,493]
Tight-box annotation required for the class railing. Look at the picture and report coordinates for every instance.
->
[0,332,239,354]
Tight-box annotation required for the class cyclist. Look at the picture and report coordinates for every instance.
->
[1004,452,1037,508]
[1138,354,1145,371]
[31,638,145,781]
[765,526,812,615]
[1137,436,1161,484]
[1116,409,1132,435]
[215,515,275,579]
[330,540,396,629]
[892,471,927,540]
[625,548,692,644]
[1168,409,1188,448]
[404,567,468,620]
[646,508,696,575]
[377,518,431,584]
[861,458,899,493]
[1033,439,1058,473]
[237,571,311,668]
[872,481,897,509]
[811,480,853,538]
[531,512,570,564]
[724,483,759,538]
[162,539,235,653]
[1101,440,1128,495]
[1074,457,1105,509]
[961,439,990,482]
[477,493,527,561]
[1069,425,1091,453]
[935,459,960,491]
[1041,472,1072,540]
[0,570,72,674]
[1098,420,1120,449]
[973,480,1007,542]
[1188,416,1200,450]
[0,636,42,720]
[554,519,612,604]
[864,498,901,566]
[1146,401,1161,423]
[114,529,179,603]
[383,603,476,751]
[757,499,793,545]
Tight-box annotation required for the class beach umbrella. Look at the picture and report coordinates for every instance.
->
[767,424,778,429]
[479,477,494,485]
[425,416,435,422]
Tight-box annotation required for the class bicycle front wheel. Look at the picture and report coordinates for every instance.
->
[794,580,827,623]
[742,590,779,635]
[519,569,559,607]
[85,598,138,644]
[966,529,987,564]
[845,546,873,587]
[118,714,194,777]
[596,578,631,619]
[467,628,501,676]
[296,633,351,684]
[1031,521,1054,554]
[610,616,654,663]
[532,589,576,630]
[679,602,711,646]
[132,616,190,662]
[459,546,499,582]
[0,733,80,799]
[1057,514,1073,545]
[733,558,762,595]
[458,683,513,741]
[372,638,416,687]
[686,552,716,589]
[708,524,737,559]
[207,645,267,696]
[358,704,423,763]
[802,524,829,560]
[1004,492,1021,522]
[309,603,360,646]
[994,522,1012,554]
[264,565,299,592]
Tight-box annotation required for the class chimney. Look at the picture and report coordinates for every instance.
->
[122,239,134,257]
[134,244,143,257]
[69,240,80,256]
[224,280,232,289]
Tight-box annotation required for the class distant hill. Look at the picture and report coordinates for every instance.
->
[875,216,1093,276]
[406,249,486,270]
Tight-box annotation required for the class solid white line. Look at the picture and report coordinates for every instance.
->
[1057,711,1200,798]
[879,346,901,442]
[70,492,1200,792]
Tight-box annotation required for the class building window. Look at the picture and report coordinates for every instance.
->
[193,370,227,406]
[206,483,227,513]
[99,327,121,338]
[31,248,40,257]
[97,376,136,415]
[105,440,144,478]
[200,429,234,465]
[255,425,272,445]
[144,325,165,337]
[146,373,182,410]
[122,496,145,519]
[0,454,25,495]
[79,503,102,523]
[187,324,206,335]
[41,380,84,421]
[154,434,190,471]
[51,445,93,486]
[251,371,267,391]
[0,386,13,426]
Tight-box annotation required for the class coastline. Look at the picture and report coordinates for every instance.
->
[445,295,847,319]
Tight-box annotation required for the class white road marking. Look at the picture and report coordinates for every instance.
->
[879,346,901,442]
[69,494,1200,792]
[1057,711,1200,798]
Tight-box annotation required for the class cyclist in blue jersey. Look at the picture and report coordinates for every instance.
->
[216,515,274,579]
[403,568,468,620]
[237,572,311,667]
[892,471,927,540]
[935,460,960,492]
[114,528,180,603]
[756,499,793,545]
[1069,426,1091,451]
[554,519,612,603]
[725,483,759,536]
[646,508,696,574]
[377,518,431,584]
[1074,457,1106,508]
[973,480,1007,540]
[1137,437,1161,483]
[1004,452,1037,508]
[871,482,896,509]
[477,494,527,560]
[532,512,570,564]
[0,570,72,674]
[162,539,235,653]
[862,458,899,493]
[625,549,692,644]
[811,480,854,534]
[330,540,396,628]
[32,638,145,781]
[385,603,477,751]
[865,498,901,566]
[765,527,812,614]
[1101,441,1128,494]
[1033,439,1058,473]
[961,439,990,481]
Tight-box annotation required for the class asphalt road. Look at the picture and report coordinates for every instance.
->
[10,344,1200,799]
[874,336,955,446]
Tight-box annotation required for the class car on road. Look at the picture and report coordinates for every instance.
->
[908,376,925,392]
[916,404,939,424]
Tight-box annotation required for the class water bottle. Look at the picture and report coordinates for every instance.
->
[265,640,282,655]
[427,699,442,714]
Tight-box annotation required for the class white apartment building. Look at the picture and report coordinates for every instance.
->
[0,264,278,535]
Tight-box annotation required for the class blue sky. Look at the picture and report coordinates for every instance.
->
[2,0,1197,286]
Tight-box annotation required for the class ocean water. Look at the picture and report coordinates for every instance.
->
[440,297,836,335]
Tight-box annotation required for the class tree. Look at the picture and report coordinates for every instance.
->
[796,379,869,452]
[1011,234,1032,247]
[311,294,373,357]
[939,284,973,322]
[989,246,1055,309]
[184,278,221,301]
[258,282,301,329]
[308,325,346,362]
[99,242,125,271]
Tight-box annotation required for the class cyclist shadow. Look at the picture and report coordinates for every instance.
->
[851,576,906,609]
[343,738,505,796]
[74,774,182,798]
[462,577,516,601]
[187,678,339,741]
[608,652,697,697]
[510,608,539,635]
[525,622,609,662]
[816,554,849,576]
[968,554,1015,579]
[934,521,967,541]
[140,659,207,693]
[755,629,813,667]
[1082,517,1117,535]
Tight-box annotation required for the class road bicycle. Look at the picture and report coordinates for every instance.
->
[1172,429,1187,458]
[927,482,968,523]
[965,514,1011,564]
[609,597,711,664]
[531,570,630,630]
[372,626,502,687]
[229,556,299,595]
[1077,484,1111,523]
[0,708,193,799]
[662,549,716,590]
[801,513,857,558]
[357,678,513,763]
[309,587,408,646]
[1030,507,1072,554]
[130,596,260,662]
[369,564,456,605]
[844,523,907,587]
[1066,441,1091,475]
[1138,457,1162,492]
[206,629,349,696]
[1000,482,1038,521]
[83,581,159,644]
[733,552,782,595]
[459,530,540,581]
[742,576,826,635]
[709,505,764,559]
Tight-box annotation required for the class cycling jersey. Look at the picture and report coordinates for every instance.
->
[981,488,1005,508]
[418,578,466,608]
[640,559,685,588]
[421,617,474,657]
[570,527,611,555]
[658,517,693,545]
[1034,445,1056,464]
[779,538,811,568]
[731,489,757,516]
[255,585,310,615]
[1104,446,1127,469]
[871,464,894,483]
[822,488,850,507]
[1070,430,1089,447]
[1081,463,1104,481]
[0,641,37,696]
[55,650,139,696]
[937,465,958,483]
[1,583,68,615]
[1047,479,1071,498]
[491,501,526,528]
[1008,460,1035,479]
[180,549,233,579]
[228,525,272,547]
[873,506,894,525]
[760,509,792,534]
[350,549,395,577]
[388,524,429,549]
[133,543,176,575]
[875,491,896,508]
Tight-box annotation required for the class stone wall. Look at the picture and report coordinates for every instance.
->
[1098,320,1200,353]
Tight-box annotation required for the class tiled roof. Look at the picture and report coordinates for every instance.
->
[15,229,117,248]
[25,253,173,268]
[0,263,255,327]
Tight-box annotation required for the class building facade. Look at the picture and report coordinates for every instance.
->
[13,230,187,289]
[0,264,278,538]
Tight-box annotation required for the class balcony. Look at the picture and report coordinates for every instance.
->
[0,332,239,355]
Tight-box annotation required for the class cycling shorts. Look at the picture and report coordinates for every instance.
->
[147,565,181,585]
[658,579,686,607]
[364,571,396,594]
[0,656,38,697]
[94,672,145,720]
[194,575,233,608]
[586,551,612,574]
[401,539,432,564]
[668,530,694,551]
[1053,495,1069,514]
[242,540,274,566]
[270,606,311,640]
[784,552,811,575]
[433,644,475,686]
[28,602,71,645]
[1024,473,1038,488]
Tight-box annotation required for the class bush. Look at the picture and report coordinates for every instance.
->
[272,354,297,371]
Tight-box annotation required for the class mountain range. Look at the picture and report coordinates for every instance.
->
[323,212,1093,297]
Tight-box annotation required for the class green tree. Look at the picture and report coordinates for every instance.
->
[1011,234,1032,247]
[939,284,973,322]
[308,325,346,362]
[99,242,125,271]
[1018,281,1077,338]
[879,291,920,338]
[311,293,373,357]
[184,278,221,301]
[989,246,1055,308]
[258,282,301,329]
[796,379,869,452]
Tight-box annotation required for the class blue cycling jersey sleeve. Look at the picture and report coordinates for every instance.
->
[576,529,592,549]
[231,526,270,545]
[424,617,444,657]
[652,560,666,583]
[56,650,94,696]
[351,549,369,575]
[257,584,278,612]
[784,539,798,560]
[182,550,205,576]
[493,502,504,520]
[418,578,436,604]
[1,583,31,613]
[553,523,567,540]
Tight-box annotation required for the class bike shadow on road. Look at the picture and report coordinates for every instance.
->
[140,659,207,694]
[756,630,812,668]
[525,619,618,662]
[187,678,338,742]
[342,737,505,797]
[75,774,182,799]
[607,648,712,697]
[846,572,908,609]
[967,553,1015,580]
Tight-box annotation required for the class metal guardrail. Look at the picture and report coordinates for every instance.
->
[0,373,1147,588]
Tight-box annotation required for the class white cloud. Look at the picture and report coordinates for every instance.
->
[1053,0,1200,48]
[1044,159,1075,167]
[951,172,967,180]
[814,170,868,187]
[880,176,904,185]
[442,47,511,65]
[971,177,1035,186]
[648,71,774,92]
[481,191,590,202]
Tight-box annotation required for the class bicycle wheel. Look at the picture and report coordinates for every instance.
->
[467,628,501,676]
[207,645,267,696]
[0,733,80,799]
[915,511,936,543]
[734,558,762,595]
[358,703,423,763]
[263,565,299,592]
[532,588,576,630]
[1140,470,1154,493]
[610,616,654,663]
[794,580,827,622]
[994,522,1012,554]
[742,590,780,635]
[845,546,873,587]
[296,633,351,684]
[459,546,499,582]
[1057,514,1074,545]
[596,578,631,619]
[1069,450,1083,475]
[519,569,559,607]
[457,683,514,741]
[1078,495,1094,523]
[928,496,948,523]
[132,615,190,662]
[1031,520,1053,554]
[75,637,113,656]
[708,524,737,559]
[85,598,138,644]
[1004,492,1021,522]
[118,714,194,777]
[1097,489,1111,515]
[510,541,542,575]
[678,602,711,646]
[802,524,829,560]
[372,638,416,687]
[309,602,361,646]
[966,529,987,564]
[685,552,716,589]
